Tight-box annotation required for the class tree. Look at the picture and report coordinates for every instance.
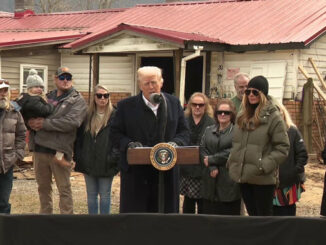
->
[35,0,117,13]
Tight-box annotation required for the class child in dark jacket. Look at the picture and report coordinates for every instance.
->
[15,69,71,167]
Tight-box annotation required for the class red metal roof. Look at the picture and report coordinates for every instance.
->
[0,0,325,50]
[0,9,125,48]
[64,0,326,49]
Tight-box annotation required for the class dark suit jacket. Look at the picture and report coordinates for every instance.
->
[110,92,189,213]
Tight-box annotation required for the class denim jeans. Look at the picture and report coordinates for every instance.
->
[84,174,113,214]
[0,167,14,214]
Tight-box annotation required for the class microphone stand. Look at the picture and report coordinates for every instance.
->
[158,93,167,213]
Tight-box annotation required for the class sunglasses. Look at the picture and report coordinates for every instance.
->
[96,93,110,99]
[191,103,205,108]
[245,89,260,97]
[216,110,231,115]
[58,74,72,81]
[0,80,9,85]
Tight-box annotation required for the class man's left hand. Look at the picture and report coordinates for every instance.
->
[167,142,178,148]
[29,117,44,131]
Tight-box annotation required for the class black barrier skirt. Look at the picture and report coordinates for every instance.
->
[1,214,326,245]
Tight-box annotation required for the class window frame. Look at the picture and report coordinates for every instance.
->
[20,64,48,93]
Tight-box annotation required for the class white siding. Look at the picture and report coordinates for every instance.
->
[1,52,60,91]
[211,50,297,99]
[61,54,135,93]
[299,35,326,98]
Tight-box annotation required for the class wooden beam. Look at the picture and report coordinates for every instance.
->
[173,49,183,99]
[308,57,326,90]
[298,65,310,79]
[205,51,211,96]
[92,54,99,87]
[302,78,313,153]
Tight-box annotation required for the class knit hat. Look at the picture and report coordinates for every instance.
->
[26,69,44,89]
[247,76,269,96]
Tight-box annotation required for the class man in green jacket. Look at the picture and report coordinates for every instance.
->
[231,73,249,113]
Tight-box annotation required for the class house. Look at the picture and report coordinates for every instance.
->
[0,0,325,153]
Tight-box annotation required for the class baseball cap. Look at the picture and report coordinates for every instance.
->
[55,67,72,77]
[0,78,9,89]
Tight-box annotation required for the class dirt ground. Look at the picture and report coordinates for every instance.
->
[10,161,326,216]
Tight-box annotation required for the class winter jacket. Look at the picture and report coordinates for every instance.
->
[180,114,215,178]
[15,93,54,124]
[0,105,26,174]
[74,111,119,178]
[278,126,308,188]
[227,97,290,185]
[29,88,87,160]
[200,123,240,202]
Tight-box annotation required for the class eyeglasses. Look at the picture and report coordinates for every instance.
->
[245,89,260,97]
[96,93,110,99]
[216,110,231,115]
[191,103,205,108]
[0,80,9,85]
[58,74,72,81]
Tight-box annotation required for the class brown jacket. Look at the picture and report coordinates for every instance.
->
[0,104,26,174]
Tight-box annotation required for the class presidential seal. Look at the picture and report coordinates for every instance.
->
[150,143,177,171]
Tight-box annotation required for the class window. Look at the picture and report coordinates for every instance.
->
[20,64,48,93]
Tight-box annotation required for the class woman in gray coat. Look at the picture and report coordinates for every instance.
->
[200,99,241,215]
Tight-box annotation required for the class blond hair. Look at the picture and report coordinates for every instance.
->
[85,84,113,137]
[275,102,295,129]
[184,92,214,118]
[137,66,163,83]
[237,92,268,130]
[27,87,48,101]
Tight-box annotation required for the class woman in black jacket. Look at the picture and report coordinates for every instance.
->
[273,103,308,216]
[200,99,241,215]
[180,92,215,214]
[74,84,118,214]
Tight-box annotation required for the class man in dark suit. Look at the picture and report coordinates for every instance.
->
[111,66,189,213]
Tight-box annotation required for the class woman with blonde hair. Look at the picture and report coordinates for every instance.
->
[74,84,119,214]
[180,92,215,213]
[227,76,290,216]
[272,103,308,216]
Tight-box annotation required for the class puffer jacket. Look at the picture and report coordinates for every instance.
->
[0,104,26,174]
[200,123,240,202]
[227,97,290,185]
[30,88,87,160]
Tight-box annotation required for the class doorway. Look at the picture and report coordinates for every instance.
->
[141,55,203,100]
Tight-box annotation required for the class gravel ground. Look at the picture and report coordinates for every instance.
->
[10,162,326,216]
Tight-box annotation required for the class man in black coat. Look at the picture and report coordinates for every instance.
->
[111,66,189,213]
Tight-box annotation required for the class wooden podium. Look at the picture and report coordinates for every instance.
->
[127,145,199,213]
[127,146,199,165]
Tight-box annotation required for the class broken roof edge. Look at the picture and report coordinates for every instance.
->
[136,0,264,8]
[0,34,85,49]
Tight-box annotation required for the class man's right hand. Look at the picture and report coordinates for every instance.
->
[128,142,143,148]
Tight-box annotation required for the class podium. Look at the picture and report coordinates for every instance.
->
[127,145,199,213]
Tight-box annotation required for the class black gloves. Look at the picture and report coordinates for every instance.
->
[167,142,178,148]
[128,141,143,149]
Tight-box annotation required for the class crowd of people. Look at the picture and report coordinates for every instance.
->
[0,65,325,216]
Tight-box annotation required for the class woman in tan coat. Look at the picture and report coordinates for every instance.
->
[227,76,289,216]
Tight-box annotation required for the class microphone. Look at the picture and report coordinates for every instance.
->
[149,93,163,104]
